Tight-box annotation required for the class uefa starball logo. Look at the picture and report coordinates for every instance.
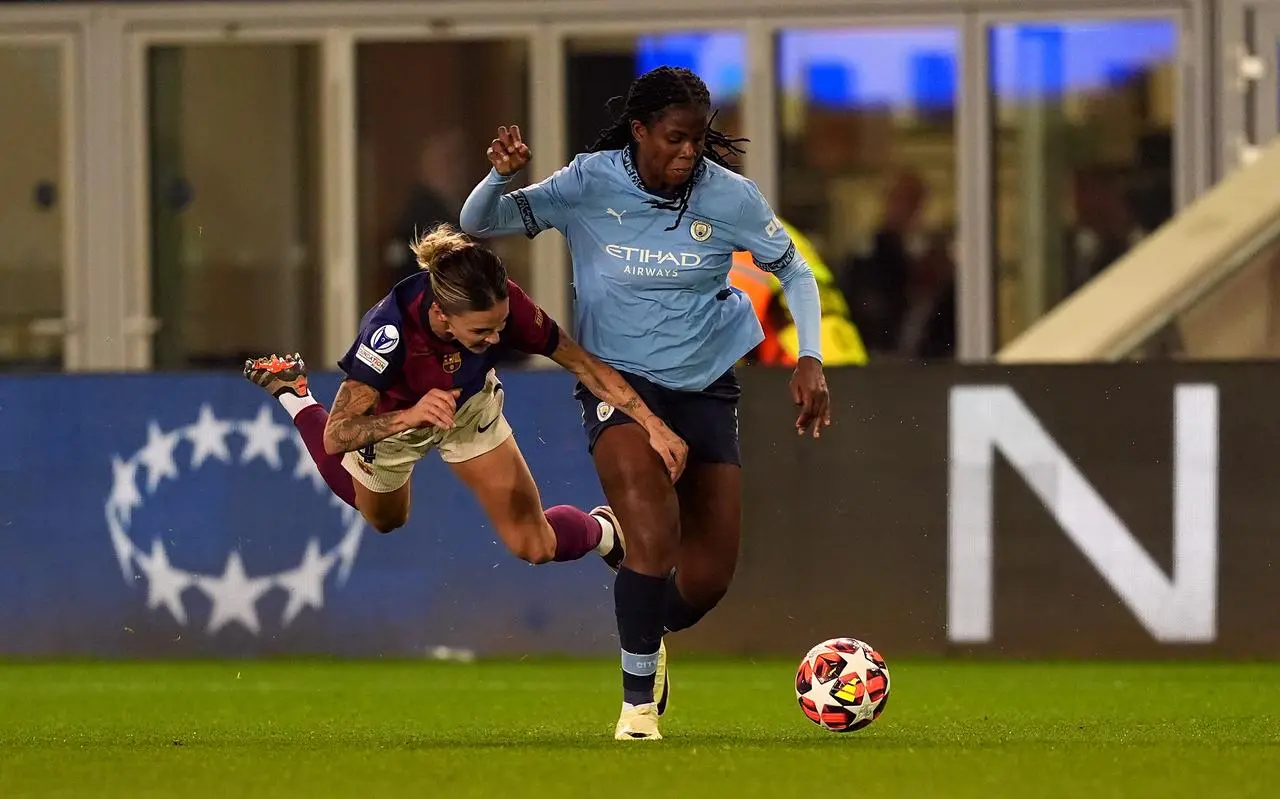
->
[103,404,366,635]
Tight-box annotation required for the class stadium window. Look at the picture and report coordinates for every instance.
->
[989,19,1177,346]
[0,44,66,371]
[776,27,960,362]
[565,32,746,163]
[355,40,532,324]
[147,44,324,371]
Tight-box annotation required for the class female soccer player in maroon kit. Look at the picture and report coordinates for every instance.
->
[244,225,686,571]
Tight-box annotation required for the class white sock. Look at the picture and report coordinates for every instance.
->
[278,392,318,419]
[593,514,616,555]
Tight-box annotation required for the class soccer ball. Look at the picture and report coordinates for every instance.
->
[795,637,891,732]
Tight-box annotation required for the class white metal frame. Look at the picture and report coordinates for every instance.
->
[1219,0,1251,177]
[1186,0,1216,197]
[1219,0,1280,178]
[1251,6,1280,143]
[0,29,83,370]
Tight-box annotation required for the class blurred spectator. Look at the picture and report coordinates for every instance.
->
[1064,168,1145,296]
[383,128,465,286]
[897,229,956,360]
[839,172,956,360]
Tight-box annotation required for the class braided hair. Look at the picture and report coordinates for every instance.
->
[586,66,748,231]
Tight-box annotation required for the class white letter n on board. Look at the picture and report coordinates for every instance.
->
[946,384,1218,644]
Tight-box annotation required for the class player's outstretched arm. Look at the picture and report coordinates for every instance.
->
[548,328,688,482]
[460,125,578,239]
[322,379,459,456]
[459,125,534,238]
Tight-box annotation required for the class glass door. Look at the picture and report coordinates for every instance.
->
[0,35,76,371]
[138,38,324,370]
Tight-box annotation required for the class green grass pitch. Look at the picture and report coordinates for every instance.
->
[1,659,1277,798]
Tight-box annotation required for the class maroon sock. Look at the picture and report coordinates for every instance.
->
[293,405,357,509]
[546,505,603,562]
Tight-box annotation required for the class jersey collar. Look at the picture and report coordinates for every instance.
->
[621,144,707,198]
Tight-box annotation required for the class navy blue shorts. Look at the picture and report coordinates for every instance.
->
[575,369,742,467]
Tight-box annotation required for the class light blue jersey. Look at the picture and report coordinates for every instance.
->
[460,147,821,392]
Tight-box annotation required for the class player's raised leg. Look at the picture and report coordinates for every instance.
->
[243,352,411,533]
[447,428,621,566]
[245,353,357,509]
[591,423,682,740]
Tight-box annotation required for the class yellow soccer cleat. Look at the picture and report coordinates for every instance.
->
[654,640,669,716]
[614,702,662,741]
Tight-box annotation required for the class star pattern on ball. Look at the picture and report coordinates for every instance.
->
[103,405,366,636]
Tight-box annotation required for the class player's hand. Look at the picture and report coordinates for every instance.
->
[407,388,462,430]
[488,125,531,177]
[643,419,689,483]
[789,356,831,439]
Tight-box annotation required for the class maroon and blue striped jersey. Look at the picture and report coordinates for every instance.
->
[336,272,560,413]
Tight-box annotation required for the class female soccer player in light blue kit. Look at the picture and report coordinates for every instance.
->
[461,66,830,740]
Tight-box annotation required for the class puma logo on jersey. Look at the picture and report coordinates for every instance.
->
[606,208,626,224]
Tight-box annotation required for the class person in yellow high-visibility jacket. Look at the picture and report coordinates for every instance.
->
[730,219,868,366]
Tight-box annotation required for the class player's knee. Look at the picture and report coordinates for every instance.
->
[681,561,736,610]
[693,580,731,611]
[509,535,556,565]
[629,538,678,574]
[499,520,556,564]
[618,512,678,574]
[363,510,408,534]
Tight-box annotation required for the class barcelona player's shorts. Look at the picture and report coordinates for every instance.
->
[574,368,741,467]
[342,369,510,493]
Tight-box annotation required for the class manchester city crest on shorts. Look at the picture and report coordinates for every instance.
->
[690,219,713,242]
[443,352,462,374]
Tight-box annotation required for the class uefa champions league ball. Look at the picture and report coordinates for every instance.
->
[795,638,891,732]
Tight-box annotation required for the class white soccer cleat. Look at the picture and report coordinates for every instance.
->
[590,505,625,572]
[614,702,663,741]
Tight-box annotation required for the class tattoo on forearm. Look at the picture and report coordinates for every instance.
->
[554,334,647,421]
[581,367,642,416]
[325,381,411,453]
